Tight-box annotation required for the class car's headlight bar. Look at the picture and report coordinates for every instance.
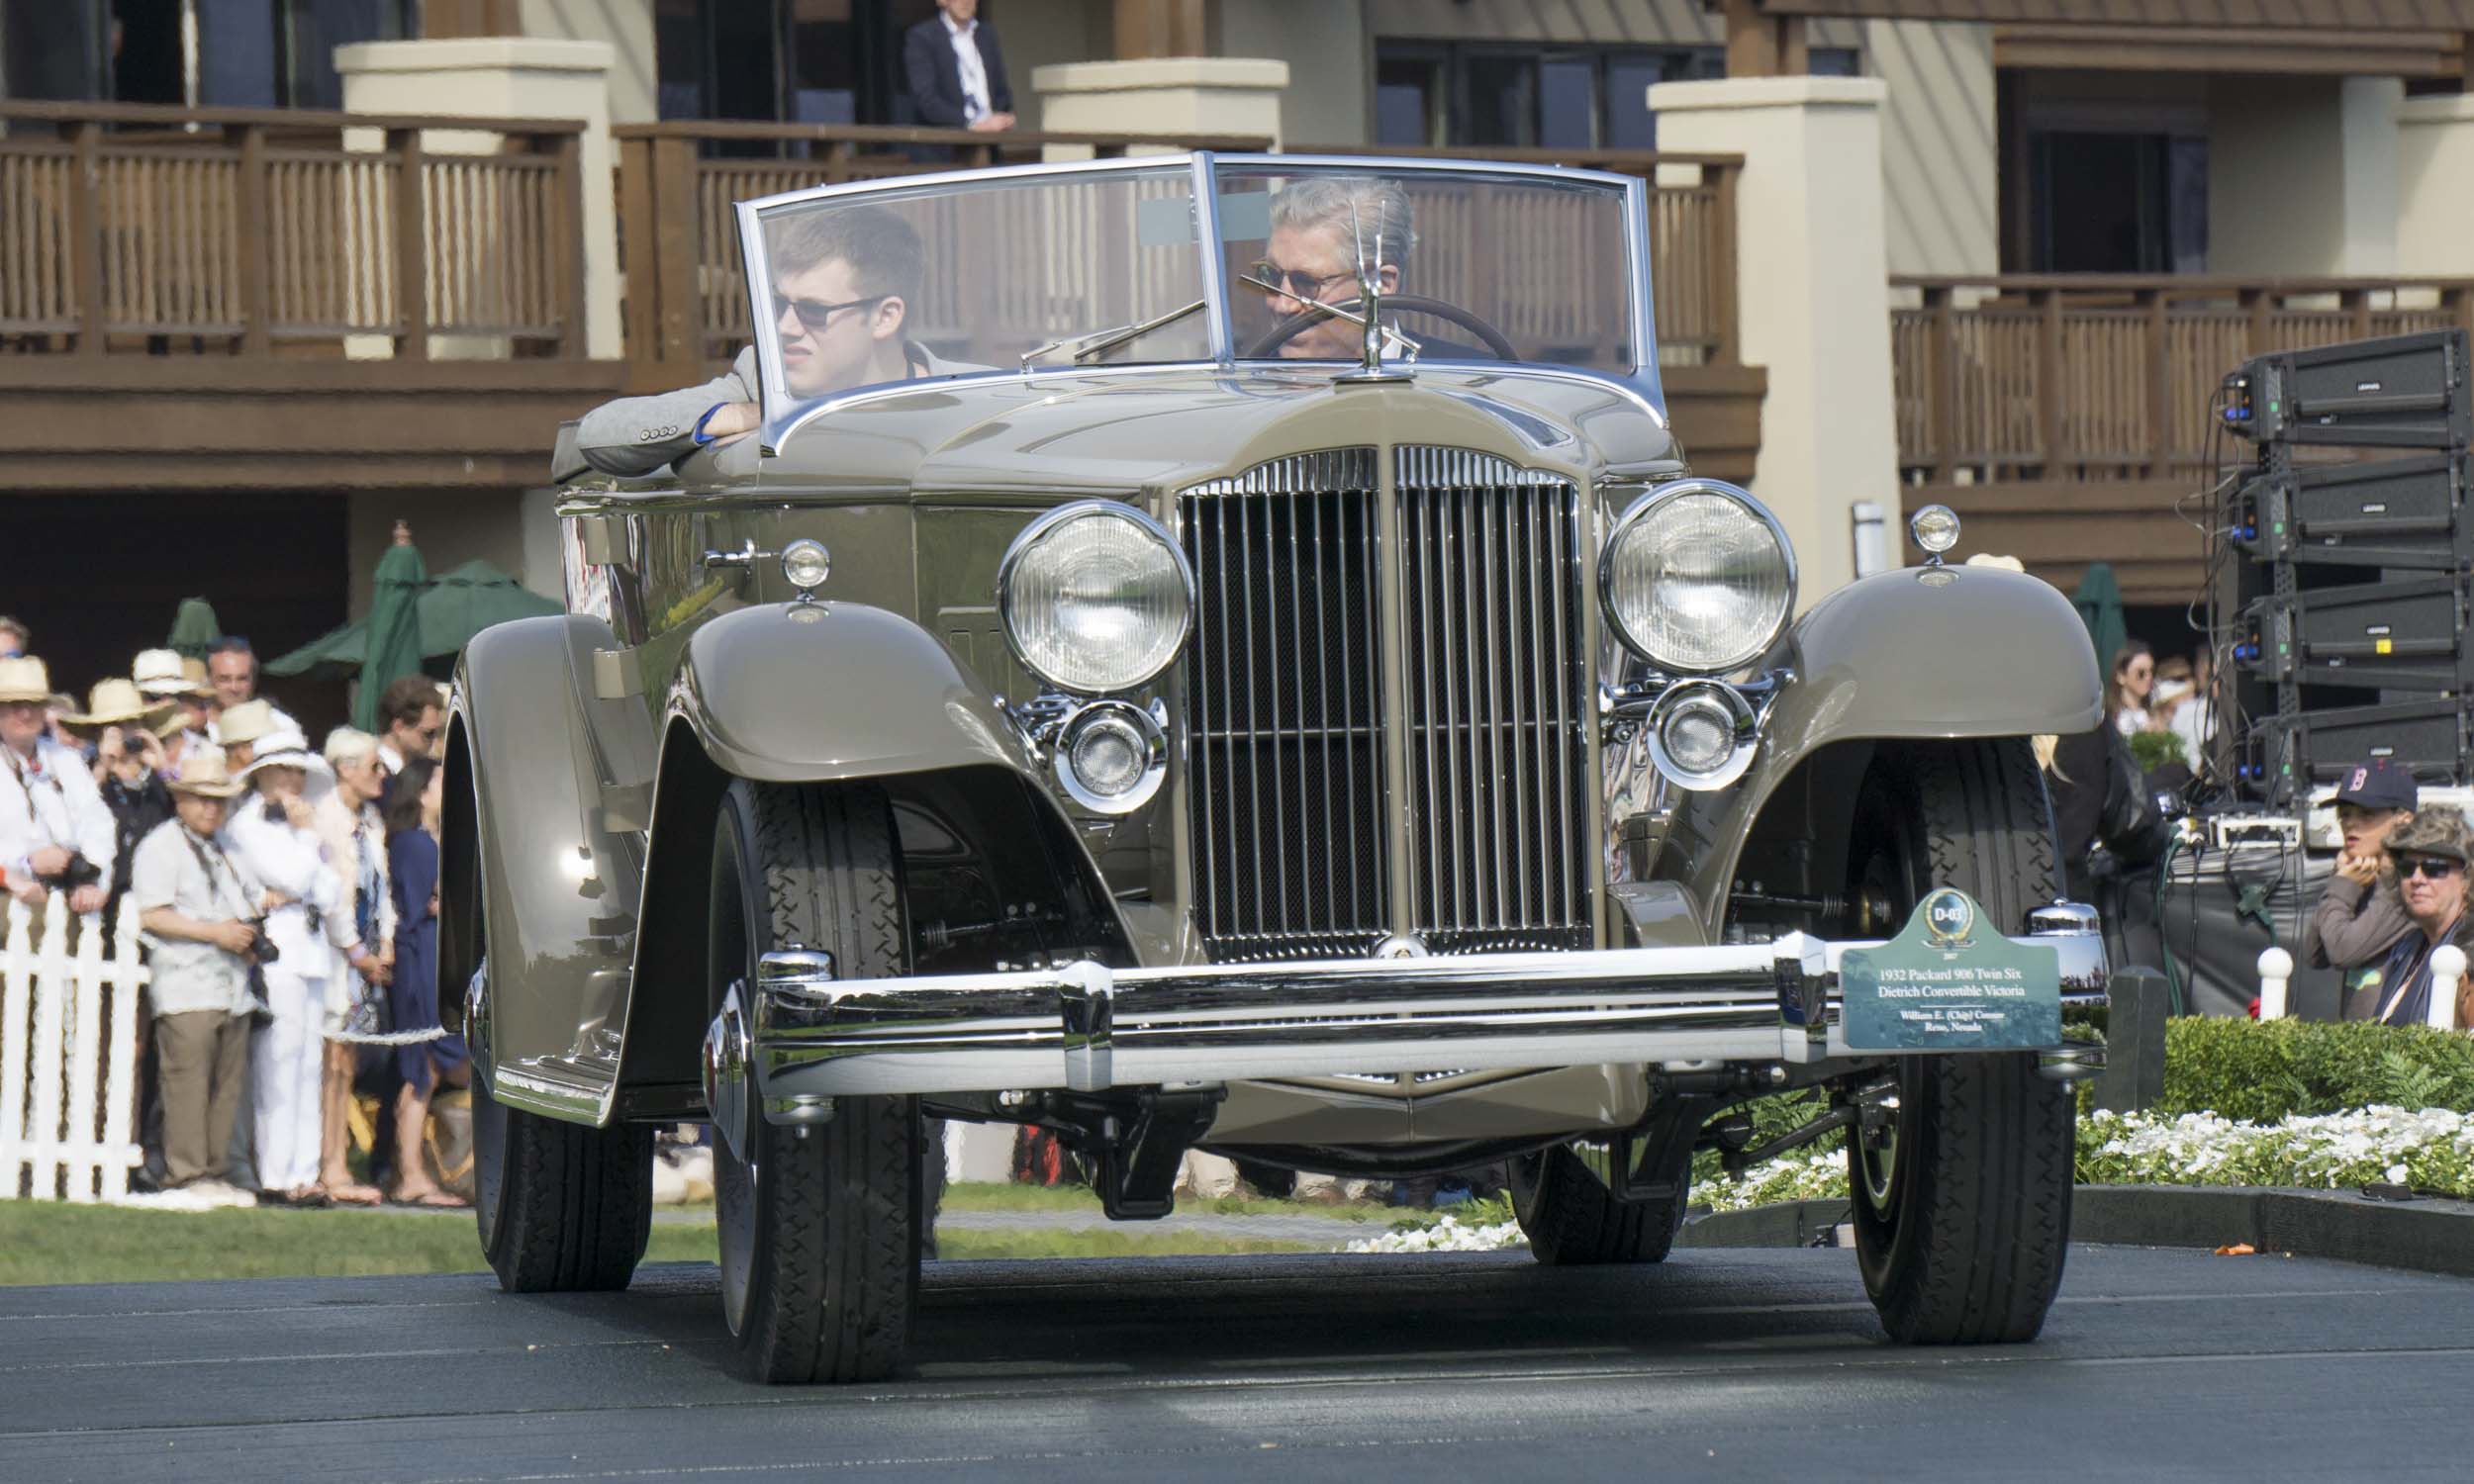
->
[998,502,1195,696]
[1599,478,1796,676]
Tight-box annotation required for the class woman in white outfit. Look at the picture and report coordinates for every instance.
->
[312,728,394,1206]
[228,728,386,1205]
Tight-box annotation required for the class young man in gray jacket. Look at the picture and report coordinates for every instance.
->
[2303,759,2419,1014]
[578,204,977,477]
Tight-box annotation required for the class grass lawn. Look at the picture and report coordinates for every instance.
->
[0,1201,1326,1286]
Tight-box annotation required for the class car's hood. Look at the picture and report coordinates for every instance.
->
[751,366,1680,497]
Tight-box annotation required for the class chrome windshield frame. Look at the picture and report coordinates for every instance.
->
[736,151,1665,453]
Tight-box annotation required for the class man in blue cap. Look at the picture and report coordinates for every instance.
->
[2302,757,2418,983]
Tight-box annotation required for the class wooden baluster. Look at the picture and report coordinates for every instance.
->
[392,127,429,360]
[237,123,270,355]
[1927,283,1957,484]
[2243,285,2271,359]
[650,135,700,371]
[553,129,586,357]
[66,121,105,353]
[2345,285,2372,339]
[2037,286,2064,478]
[1711,159,1740,367]
[2450,284,2474,346]
[2143,287,2171,482]
[618,133,659,379]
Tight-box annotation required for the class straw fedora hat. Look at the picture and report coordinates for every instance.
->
[0,656,53,704]
[238,724,327,781]
[215,698,277,748]
[133,648,213,699]
[163,747,243,799]
[61,678,174,728]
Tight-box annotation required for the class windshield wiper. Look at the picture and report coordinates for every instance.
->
[1019,299,1207,369]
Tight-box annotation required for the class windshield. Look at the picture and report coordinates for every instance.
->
[741,155,1653,432]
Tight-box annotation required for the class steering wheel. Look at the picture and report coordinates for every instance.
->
[1245,293,1519,362]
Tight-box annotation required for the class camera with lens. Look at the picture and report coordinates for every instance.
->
[248,923,280,966]
[34,853,103,889]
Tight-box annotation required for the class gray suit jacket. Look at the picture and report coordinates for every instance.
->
[576,344,989,477]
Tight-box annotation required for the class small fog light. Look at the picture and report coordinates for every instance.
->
[781,539,831,591]
[1908,505,1960,558]
[1053,700,1166,815]
[1645,682,1758,791]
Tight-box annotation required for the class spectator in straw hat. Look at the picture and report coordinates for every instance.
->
[134,649,216,765]
[130,748,263,1206]
[60,678,176,925]
[213,698,278,774]
[228,724,389,1205]
[0,657,116,917]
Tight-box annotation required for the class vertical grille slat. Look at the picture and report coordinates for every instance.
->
[1180,445,1585,963]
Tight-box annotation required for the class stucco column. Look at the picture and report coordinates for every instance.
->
[334,39,620,361]
[2399,93,2474,280]
[1030,58,1288,160]
[1649,77,1898,603]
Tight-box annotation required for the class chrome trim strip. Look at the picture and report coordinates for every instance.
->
[1623,175,1668,416]
[746,929,2110,1100]
[1190,151,1233,364]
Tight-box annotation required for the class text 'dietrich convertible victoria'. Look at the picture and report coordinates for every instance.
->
[450,152,2112,1383]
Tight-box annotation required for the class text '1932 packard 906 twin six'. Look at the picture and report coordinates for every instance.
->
[449,152,2111,1383]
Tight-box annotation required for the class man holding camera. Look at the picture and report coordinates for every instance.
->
[0,657,115,917]
[130,749,265,1202]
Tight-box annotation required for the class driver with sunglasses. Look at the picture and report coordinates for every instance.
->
[578,205,981,478]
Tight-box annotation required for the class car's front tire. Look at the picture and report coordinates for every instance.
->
[709,779,918,1385]
[472,1077,655,1293]
[1846,739,2074,1345]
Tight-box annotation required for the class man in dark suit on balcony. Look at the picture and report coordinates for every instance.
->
[903,0,1015,135]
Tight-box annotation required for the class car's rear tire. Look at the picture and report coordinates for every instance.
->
[1509,1144,1685,1265]
[709,778,918,1385]
[473,1076,655,1293]
[1846,739,2074,1345]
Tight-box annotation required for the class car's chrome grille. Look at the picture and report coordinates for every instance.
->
[1397,448,1591,954]
[1181,450,1390,960]
[1180,446,1591,964]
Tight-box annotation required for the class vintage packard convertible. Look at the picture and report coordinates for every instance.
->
[451,153,2110,1383]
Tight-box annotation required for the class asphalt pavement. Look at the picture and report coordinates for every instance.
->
[3,1244,2471,1483]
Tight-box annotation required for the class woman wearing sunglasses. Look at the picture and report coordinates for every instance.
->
[2359,805,2474,1030]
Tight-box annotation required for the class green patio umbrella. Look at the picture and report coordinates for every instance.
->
[355,522,428,732]
[266,559,563,682]
[166,598,222,661]
[2070,562,2129,683]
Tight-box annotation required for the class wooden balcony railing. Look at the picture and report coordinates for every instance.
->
[1295,143,1742,370]
[0,100,587,358]
[616,121,1273,380]
[1893,275,2474,485]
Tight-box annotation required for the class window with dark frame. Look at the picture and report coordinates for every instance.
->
[1375,40,1858,151]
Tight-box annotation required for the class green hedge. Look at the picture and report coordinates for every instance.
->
[2151,1016,2474,1122]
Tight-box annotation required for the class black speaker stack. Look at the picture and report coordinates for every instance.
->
[2219,328,2473,804]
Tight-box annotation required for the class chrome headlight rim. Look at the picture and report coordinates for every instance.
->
[1644,680,1760,791]
[1598,478,1797,677]
[996,500,1197,697]
[1050,699,1169,815]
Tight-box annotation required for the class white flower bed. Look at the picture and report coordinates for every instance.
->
[1343,1213,1528,1253]
[1336,1107,2474,1252]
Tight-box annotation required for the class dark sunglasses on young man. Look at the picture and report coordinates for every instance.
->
[778,291,891,331]
[2395,855,2463,881]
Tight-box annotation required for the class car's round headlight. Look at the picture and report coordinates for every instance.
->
[1052,700,1167,815]
[998,502,1194,695]
[1600,479,1795,675]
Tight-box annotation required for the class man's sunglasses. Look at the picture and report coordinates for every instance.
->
[777,291,891,330]
[1247,261,1360,301]
[2394,855,2463,881]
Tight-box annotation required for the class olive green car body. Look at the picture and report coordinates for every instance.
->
[445,353,2102,1153]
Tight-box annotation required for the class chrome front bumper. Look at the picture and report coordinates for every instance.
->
[711,912,2109,1120]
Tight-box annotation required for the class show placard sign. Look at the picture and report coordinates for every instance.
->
[1840,888,2062,1052]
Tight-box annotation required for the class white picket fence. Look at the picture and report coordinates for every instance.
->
[1,895,149,1203]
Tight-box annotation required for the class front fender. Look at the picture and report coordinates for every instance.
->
[669,602,1035,783]
[1654,565,2101,933]
[448,614,655,1122]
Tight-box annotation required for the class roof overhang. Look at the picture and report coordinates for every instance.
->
[1727,0,2474,23]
